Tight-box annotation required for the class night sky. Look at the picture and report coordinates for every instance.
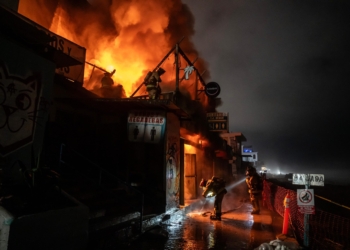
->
[184,0,350,184]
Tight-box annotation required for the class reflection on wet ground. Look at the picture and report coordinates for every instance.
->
[126,192,276,250]
[102,180,276,250]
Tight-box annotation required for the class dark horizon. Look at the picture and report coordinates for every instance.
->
[184,0,350,185]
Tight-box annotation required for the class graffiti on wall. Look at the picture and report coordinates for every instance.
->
[0,63,42,156]
[166,135,180,211]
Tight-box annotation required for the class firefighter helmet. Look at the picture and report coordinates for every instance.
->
[246,166,256,176]
[199,178,207,187]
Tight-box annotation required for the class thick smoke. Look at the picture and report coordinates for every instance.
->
[18,0,210,98]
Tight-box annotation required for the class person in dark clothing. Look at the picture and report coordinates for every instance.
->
[200,176,227,221]
[245,166,263,214]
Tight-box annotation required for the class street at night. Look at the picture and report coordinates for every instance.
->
[97,181,299,250]
[1,1,350,250]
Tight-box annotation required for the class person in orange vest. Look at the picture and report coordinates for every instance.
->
[245,165,263,214]
[200,176,227,221]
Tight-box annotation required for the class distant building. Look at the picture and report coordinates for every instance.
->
[241,145,258,162]
[220,132,247,177]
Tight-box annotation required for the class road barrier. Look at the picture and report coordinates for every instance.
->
[282,191,290,235]
[263,180,350,249]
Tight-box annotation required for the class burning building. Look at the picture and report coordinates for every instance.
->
[0,0,244,248]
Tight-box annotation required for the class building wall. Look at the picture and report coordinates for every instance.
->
[165,112,180,211]
[220,132,245,177]
[0,35,55,186]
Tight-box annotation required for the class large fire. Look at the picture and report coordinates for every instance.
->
[18,0,209,98]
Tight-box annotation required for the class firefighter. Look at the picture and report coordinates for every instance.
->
[100,69,116,98]
[144,68,165,99]
[200,176,227,221]
[245,165,263,214]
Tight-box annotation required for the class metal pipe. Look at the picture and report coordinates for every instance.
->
[85,61,109,73]
[315,195,350,210]
[140,195,144,233]
[304,177,310,248]
[175,43,179,92]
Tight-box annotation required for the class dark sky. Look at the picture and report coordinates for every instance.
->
[184,0,350,184]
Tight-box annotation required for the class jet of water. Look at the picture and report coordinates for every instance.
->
[225,177,246,191]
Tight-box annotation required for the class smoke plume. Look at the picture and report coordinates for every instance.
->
[19,0,210,98]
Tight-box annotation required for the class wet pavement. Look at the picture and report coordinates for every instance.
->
[112,189,298,250]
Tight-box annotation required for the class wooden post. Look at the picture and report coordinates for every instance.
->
[175,43,179,92]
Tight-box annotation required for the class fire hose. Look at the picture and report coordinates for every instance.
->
[201,203,245,217]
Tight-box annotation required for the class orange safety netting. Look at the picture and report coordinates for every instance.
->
[263,180,350,249]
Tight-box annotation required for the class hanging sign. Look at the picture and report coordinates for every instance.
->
[127,110,166,143]
[204,82,221,98]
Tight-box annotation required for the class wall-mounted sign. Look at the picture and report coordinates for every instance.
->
[204,82,221,98]
[207,112,228,132]
[292,174,324,186]
[297,189,315,214]
[34,23,86,83]
[128,111,166,143]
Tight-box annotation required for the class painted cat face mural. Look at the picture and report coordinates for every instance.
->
[0,63,41,156]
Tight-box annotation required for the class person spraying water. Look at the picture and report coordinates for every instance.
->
[199,176,227,221]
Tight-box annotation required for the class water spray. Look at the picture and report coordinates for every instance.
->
[225,177,246,191]
[188,178,247,217]
[199,199,207,213]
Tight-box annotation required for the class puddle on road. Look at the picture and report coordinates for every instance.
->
[128,210,255,249]
[127,193,275,249]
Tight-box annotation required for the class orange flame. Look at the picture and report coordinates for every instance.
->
[18,0,207,97]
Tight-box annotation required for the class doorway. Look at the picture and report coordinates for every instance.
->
[184,153,197,200]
